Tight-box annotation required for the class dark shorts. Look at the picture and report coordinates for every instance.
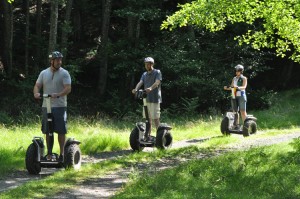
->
[231,96,247,112]
[42,107,67,134]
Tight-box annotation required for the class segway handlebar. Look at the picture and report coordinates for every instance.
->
[134,89,147,100]
[224,86,240,90]
[224,86,240,99]
[42,94,60,98]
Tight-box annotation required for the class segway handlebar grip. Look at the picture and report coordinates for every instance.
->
[43,94,60,98]
[134,89,147,100]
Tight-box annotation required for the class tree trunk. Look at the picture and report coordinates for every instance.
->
[73,1,82,42]
[97,0,112,95]
[61,0,74,60]
[34,0,42,71]
[25,0,30,76]
[281,61,294,89]
[128,16,134,43]
[3,0,13,77]
[48,0,59,56]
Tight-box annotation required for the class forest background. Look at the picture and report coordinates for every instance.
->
[0,0,300,124]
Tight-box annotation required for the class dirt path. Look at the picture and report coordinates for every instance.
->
[1,132,300,198]
[50,132,300,199]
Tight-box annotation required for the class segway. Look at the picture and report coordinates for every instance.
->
[221,86,257,137]
[25,94,81,174]
[129,90,173,151]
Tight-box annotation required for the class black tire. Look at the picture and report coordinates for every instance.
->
[243,120,257,137]
[156,129,173,149]
[64,144,81,170]
[129,127,144,151]
[25,143,41,175]
[221,117,230,136]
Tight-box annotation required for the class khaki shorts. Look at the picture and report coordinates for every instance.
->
[143,103,160,119]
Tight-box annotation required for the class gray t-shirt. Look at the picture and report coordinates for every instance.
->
[36,67,71,107]
[141,69,162,103]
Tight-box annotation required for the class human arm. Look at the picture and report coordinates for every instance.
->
[145,79,161,93]
[51,70,72,98]
[237,77,247,90]
[33,82,42,99]
[224,79,234,90]
[132,80,143,94]
[51,84,71,98]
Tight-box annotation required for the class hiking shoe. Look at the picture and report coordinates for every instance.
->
[58,155,64,163]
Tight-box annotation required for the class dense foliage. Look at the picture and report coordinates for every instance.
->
[162,0,300,62]
[0,0,299,124]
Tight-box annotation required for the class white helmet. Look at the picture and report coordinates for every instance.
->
[144,57,154,64]
[235,64,244,72]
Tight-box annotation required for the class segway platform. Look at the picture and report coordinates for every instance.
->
[221,112,257,137]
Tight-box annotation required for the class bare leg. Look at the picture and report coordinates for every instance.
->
[240,110,247,122]
[146,119,152,137]
[58,134,65,156]
[234,112,239,126]
[46,134,54,156]
[154,119,160,129]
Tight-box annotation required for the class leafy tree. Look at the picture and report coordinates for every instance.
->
[161,0,300,62]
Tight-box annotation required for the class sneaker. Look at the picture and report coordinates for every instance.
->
[58,155,64,163]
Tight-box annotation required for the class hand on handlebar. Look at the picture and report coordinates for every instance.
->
[42,93,60,98]
[34,93,41,99]
[132,89,137,94]
[224,86,232,90]
[224,86,240,90]
[51,93,60,98]
[145,87,152,93]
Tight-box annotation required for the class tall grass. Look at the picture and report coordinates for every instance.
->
[254,89,300,129]
[114,141,300,199]
[1,86,300,198]
[0,89,299,179]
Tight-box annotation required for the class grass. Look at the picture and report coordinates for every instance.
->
[0,146,210,198]
[255,89,300,129]
[113,141,300,199]
[0,89,300,197]
[0,112,222,176]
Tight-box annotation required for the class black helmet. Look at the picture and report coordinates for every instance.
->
[49,51,63,59]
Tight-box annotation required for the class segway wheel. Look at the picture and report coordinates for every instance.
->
[243,120,257,137]
[220,117,230,136]
[156,129,173,149]
[64,144,81,170]
[129,127,144,151]
[25,143,41,174]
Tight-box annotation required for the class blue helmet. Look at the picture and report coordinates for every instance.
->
[49,51,63,59]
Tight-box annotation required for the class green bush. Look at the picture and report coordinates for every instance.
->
[247,89,276,110]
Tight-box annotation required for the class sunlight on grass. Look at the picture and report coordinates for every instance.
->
[1,89,300,198]
[113,142,300,199]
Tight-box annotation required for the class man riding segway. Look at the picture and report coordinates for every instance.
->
[130,57,172,151]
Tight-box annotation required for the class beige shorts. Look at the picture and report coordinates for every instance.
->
[143,103,160,119]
